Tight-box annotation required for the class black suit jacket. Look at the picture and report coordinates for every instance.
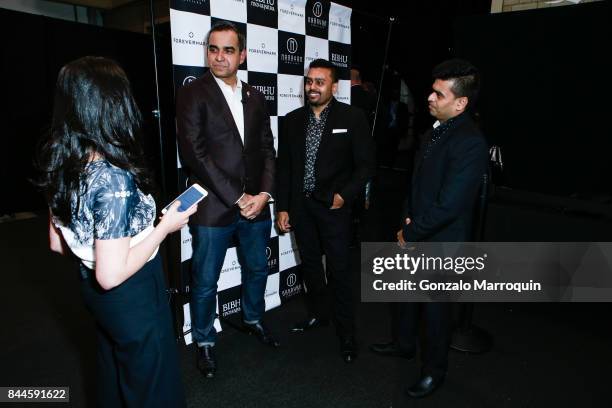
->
[351,84,376,123]
[276,99,375,225]
[176,71,275,226]
[402,113,488,242]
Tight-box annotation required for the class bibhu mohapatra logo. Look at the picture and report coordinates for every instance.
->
[250,0,276,12]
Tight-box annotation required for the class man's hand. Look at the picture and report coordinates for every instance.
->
[397,218,411,247]
[240,193,269,219]
[276,211,291,233]
[237,193,254,211]
[330,193,345,209]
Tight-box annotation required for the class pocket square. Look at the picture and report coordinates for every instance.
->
[332,128,348,134]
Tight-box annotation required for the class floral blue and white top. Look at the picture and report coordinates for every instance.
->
[53,160,157,269]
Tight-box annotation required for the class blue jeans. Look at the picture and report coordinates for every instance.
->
[190,217,271,346]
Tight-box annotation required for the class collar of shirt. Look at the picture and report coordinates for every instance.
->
[432,111,466,130]
[308,98,334,120]
[212,73,245,143]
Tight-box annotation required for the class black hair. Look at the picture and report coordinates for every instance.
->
[34,56,155,225]
[207,20,246,51]
[309,59,338,83]
[432,59,480,107]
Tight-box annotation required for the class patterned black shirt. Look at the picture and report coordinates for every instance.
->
[423,114,460,159]
[303,102,332,194]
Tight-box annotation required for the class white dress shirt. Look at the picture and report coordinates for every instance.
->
[212,73,271,204]
[212,73,245,144]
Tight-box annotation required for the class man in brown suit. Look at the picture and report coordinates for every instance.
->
[176,21,277,379]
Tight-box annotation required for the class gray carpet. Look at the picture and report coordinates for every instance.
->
[2,168,611,407]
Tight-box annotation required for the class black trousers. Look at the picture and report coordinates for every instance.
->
[293,197,354,337]
[80,255,186,408]
[392,302,452,380]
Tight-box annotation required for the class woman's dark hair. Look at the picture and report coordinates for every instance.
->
[34,56,155,225]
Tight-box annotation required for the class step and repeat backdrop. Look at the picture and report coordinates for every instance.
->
[169,0,352,344]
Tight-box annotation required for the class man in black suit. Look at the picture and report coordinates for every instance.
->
[350,66,376,125]
[377,87,409,168]
[176,21,278,379]
[370,59,488,397]
[276,59,375,363]
[349,66,376,243]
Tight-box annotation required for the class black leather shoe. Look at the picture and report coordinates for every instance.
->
[196,345,216,378]
[405,375,444,398]
[369,342,415,360]
[340,336,358,363]
[243,321,280,347]
[290,317,330,333]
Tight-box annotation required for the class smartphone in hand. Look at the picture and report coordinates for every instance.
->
[162,184,208,214]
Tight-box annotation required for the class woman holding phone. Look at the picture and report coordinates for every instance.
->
[35,56,194,407]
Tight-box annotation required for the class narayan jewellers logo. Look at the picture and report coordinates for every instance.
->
[281,271,302,298]
[286,38,298,54]
[282,43,301,62]
[266,246,272,259]
[281,39,303,64]
[312,2,323,17]
[308,1,327,29]
[278,31,304,75]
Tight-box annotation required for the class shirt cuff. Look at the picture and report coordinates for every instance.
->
[260,192,273,202]
[235,193,245,205]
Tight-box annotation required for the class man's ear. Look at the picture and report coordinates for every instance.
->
[332,81,339,95]
[455,96,468,112]
[239,48,247,65]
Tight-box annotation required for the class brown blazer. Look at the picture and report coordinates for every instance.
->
[176,71,275,226]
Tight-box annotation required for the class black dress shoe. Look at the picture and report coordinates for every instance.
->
[340,336,358,363]
[243,321,280,347]
[369,342,415,360]
[405,375,444,398]
[196,345,216,378]
[290,317,330,333]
